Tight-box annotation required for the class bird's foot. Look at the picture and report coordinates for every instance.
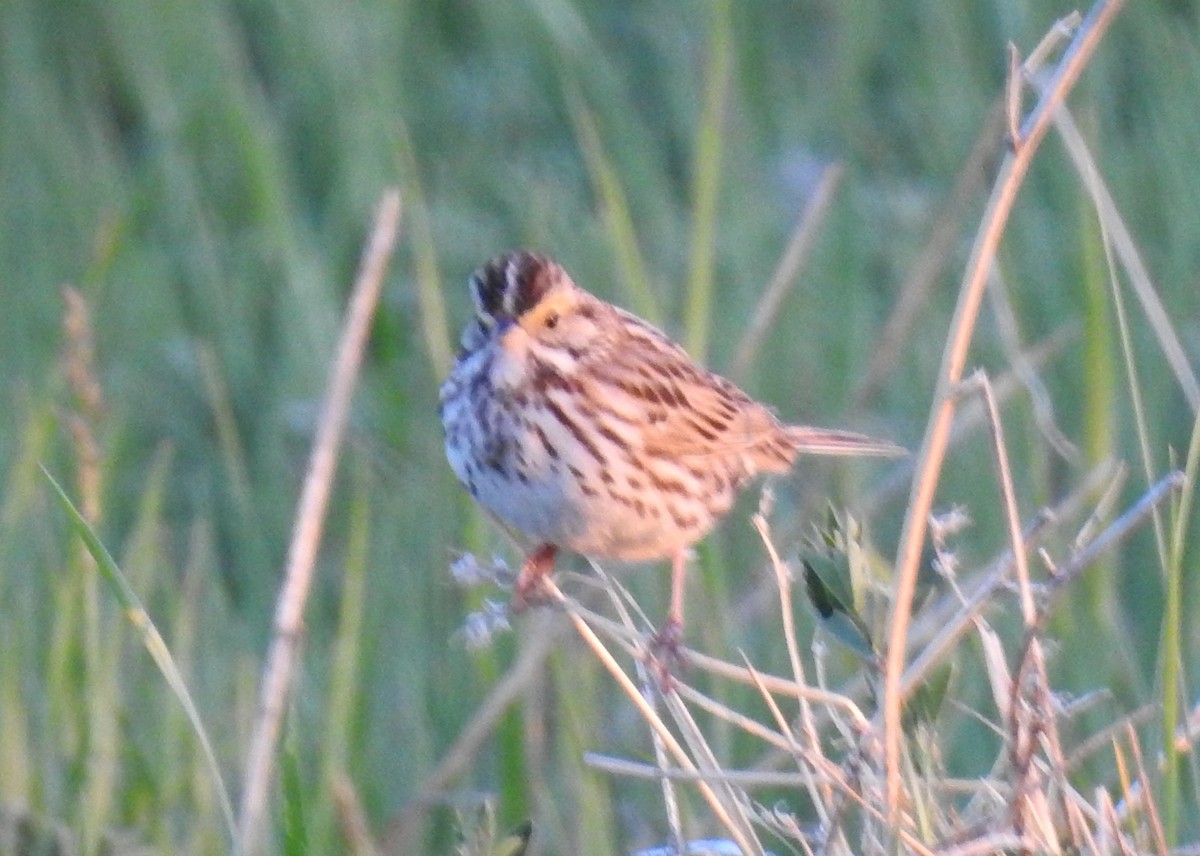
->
[647,617,686,692]
[512,543,558,610]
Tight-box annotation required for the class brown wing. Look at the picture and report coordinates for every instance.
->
[582,309,904,469]
[585,310,796,472]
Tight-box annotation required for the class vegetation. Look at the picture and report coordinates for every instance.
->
[2,0,1198,853]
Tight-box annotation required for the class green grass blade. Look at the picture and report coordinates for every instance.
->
[564,84,659,325]
[315,456,371,850]
[279,734,309,856]
[1163,408,1200,841]
[396,119,455,382]
[684,0,732,362]
[41,465,239,854]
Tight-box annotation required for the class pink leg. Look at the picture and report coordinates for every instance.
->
[513,543,558,609]
[668,549,687,630]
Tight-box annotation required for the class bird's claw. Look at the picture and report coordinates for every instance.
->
[512,544,558,611]
[647,617,686,692]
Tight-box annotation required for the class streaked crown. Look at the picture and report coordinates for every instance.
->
[469,251,567,324]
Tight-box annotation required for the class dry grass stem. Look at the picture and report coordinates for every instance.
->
[381,612,566,853]
[587,566,686,850]
[333,773,380,856]
[866,323,1078,515]
[683,650,869,730]
[968,370,1035,624]
[1071,463,1129,553]
[852,102,1005,410]
[561,450,1175,851]
[1066,704,1158,773]
[752,513,803,695]
[1043,98,1200,412]
[636,638,685,852]
[1105,698,1200,833]
[1006,43,1022,148]
[898,458,1114,704]
[1042,470,1183,598]
[555,583,764,855]
[238,189,403,855]
[740,653,834,821]
[751,508,832,802]
[882,0,1125,824]
[731,161,843,381]
[973,364,1073,840]
[662,691,762,849]
[61,285,104,527]
[985,269,1080,462]
[672,682,793,755]
[582,755,816,789]
[1125,723,1169,856]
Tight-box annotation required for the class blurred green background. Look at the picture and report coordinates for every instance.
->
[3,0,1199,852]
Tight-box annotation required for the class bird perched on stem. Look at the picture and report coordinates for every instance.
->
[440,251,901,658]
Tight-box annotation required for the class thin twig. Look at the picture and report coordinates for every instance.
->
[880,0,1124,826]
[968,370,1036,625]
[1125,722,1169,856]
[984,267,1080,462]
[238,190,403,854]
[896,476,1082,702]
[731,161,844,381]
[584,754,819,788]
[661,690,763,852]
[740,653,833,820]
[970,369,1073,837]
[587,564,686,849]
[682,649,870,732]
[864,324,1078,516]
[852,102,1005,410]
[1043,469,1184,598]
[751,511,833,816]
[641,644,685,851]
[332,773,381,856]
[1006,44,1022,147]
[380,613,566,853]
[545,574,765,853]
[1066,704,1157,773]
[559,589,763,856]
[1038,87,1200,412]
[675,680,791,755]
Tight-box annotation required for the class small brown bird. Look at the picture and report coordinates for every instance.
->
[439,251,900,648]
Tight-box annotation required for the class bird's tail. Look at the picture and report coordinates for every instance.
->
[786,426,905,458]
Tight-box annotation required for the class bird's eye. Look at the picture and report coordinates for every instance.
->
[544,312,560,329]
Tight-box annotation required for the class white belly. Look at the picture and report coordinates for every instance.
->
[440,345,732,561]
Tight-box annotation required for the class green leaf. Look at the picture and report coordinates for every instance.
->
[491,822,532,856]
[42,465,239,854]
[904,663,955,733]
[802,560,874,662]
